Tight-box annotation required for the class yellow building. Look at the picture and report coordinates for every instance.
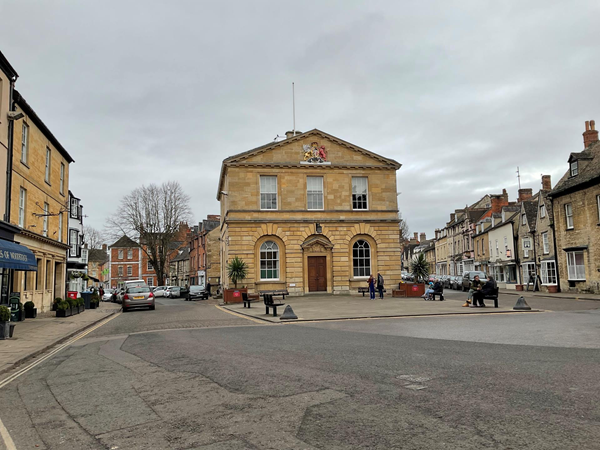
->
[217,129,402,295]
[8,90,72,311]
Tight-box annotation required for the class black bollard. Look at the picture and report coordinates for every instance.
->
[280,305,298,320]
[513,296,531,311]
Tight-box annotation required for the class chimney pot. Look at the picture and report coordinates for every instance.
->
[413,232,418,240]
[583,119,599,148]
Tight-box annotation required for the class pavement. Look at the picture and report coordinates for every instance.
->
[223,291,542,322]
[0,301,121,374]
[499,287,600,301]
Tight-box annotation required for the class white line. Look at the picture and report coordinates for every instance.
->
[0,417,16,450]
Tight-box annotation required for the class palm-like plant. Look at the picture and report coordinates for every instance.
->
[227,256,248,289]
[410,253,430,283]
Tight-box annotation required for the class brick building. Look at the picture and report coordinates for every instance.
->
[108,235,141,288]
[217,129,402,295]
[550,120,600,293]
[189,216,220,287]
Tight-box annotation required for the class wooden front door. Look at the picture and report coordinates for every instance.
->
[308,256,327,292]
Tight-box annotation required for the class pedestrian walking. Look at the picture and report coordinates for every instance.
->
[377,273,385,299]
[464,275,484,307]
[206,281,211,297]
[99,287,104,298]
[367,274,376,300]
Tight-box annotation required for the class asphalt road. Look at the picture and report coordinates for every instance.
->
[0,296,599,449]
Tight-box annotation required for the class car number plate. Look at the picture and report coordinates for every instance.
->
[133,296,144,300]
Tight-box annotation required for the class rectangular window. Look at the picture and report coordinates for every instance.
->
[522,238,531,258]
[46,260,52,289]
[570,161,578,176]
[352,177,368,210]
[307,176,324,210]
[127,249,133,260]
[70,197,79,219]
[565,203,574,229]
[36,259,42,290]
[118,249,123,260]
[127,265,132,276]
[540,204,546,219]
[18,188,26,227]
[69,229,78,257]
[566,251,585,280]
[542,232,549,254]
[541,261,557,285]
[60,163,65,195]
[58,213,63,242]
[522,214,526,225]
[81,249,88,264]
[43,203,49,237]
[21,122,29,164]
[147,260,153,271]
[495,240,499,257]
[118,266,123,277]
[147,277,154,286]
[45,147,51,183]
[260,176,277,210]
[522,262,536,285]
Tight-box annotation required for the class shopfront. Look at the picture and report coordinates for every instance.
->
[0,222,38,305]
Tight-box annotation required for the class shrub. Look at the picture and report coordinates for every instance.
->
[24,301,35,311]
[67,298,77,309]
[227,256,248,288]
[76,298,84,307]
[0,305,10,321]
[57,300,69,311]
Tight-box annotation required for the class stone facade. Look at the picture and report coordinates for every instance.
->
[534,183,558,292]
[218,129,402,295]
[0,51,18,220]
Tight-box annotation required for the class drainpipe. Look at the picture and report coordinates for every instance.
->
[531,230,539,291]
[550,222,561,293]
[5,77,16,222]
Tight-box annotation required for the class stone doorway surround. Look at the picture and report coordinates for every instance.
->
[301,235,333,294]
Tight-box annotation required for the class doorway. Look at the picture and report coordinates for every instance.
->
[307,256,327,292]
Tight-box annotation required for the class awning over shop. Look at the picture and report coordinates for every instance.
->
[0,239,37,271]
[89,276,100,282]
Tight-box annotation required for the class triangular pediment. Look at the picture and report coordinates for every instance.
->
[301,235,334,250]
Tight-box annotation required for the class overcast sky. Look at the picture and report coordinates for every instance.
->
[1,0,599,241]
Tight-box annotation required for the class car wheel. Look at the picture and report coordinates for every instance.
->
[122,307,127,312]
[150,305,155,310]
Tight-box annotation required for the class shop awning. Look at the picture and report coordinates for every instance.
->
[89,276,100,282]
[0,239,37,271]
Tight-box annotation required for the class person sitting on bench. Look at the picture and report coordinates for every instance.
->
[472,276,496,307]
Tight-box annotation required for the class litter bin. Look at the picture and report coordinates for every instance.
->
[67,291,78,300]
[81,291,92,309]
[9,297,19,322]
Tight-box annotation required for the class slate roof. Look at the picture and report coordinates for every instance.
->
[172,247,190,262]
[110,235,139,248]
[551,140,600,198]
[88,249,109,264]
[522,198,539,232]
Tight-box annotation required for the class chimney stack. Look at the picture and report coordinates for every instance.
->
[285,130,302,139]
[450,213,455,222]
[102,244,107,252]
[583,120,599,149]
[541,175,552,191]
[518,188,533,203]
[413,232,419,241]
[490,190,509,213]
[419,232,426,242]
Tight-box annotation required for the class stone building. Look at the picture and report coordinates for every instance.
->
[217,129,402,295]
[170,247,190,287]
[473,217,492,274]
[550,121,600,293]
[88,247,109,289]
[486,206,520,287]
[534,176,558,292]
[434,229,448,275]
[189,215,220,287]
[8,90,72,311]
[66,190,88,294]
[516,190,538,288]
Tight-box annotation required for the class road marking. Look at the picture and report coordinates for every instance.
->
[0,417,16,450]
[214,305,271,324]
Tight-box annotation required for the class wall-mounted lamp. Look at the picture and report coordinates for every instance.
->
[316,223,322,234]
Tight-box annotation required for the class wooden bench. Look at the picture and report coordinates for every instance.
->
[263,294,285,317]
[259,289,289,300]
[358,287,386,297]
[429,287,445,301]
[242,293,259,308]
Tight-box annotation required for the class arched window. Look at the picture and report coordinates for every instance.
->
[353,240,371,277]
[260,241,279,280]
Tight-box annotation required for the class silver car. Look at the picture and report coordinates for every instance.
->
[153,286,168,297]
[102,289,114,302]
[165,286,181,298]
[122,286,155,312]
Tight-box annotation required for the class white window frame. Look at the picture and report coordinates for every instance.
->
[541,261,557,285]
[45,147,51,184]
[566,251,585,280]
[260,176,278,210]
[127,249,133,260]
[307,176,324,210]
[127,265,132,276]
[540,204,546,219]
[147,260,153,271]
[21,122,29,165]
[522,262,536,284]
[58,213,63,242]
[542,232,549,254]
[570,161,578,176]
[118,249,123,260]
[495,240,499,257]
[69,229,78,257]
[352,239,371,278]
[352,177,369,210]
[259,241,279,280]
[81,248,88,264]
[522,238,531,258]
[565,203,574,229]
[70,197,79,219]
[118,265,123,277]
[147,277,154,286]
[43,202,49,236]
[60,163,65,195]
[522,214,526,225]
[18,188,26,228]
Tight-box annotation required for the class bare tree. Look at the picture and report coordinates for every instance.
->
[108,181,192,286]
[83,226,106,249]
[398,211,410,243]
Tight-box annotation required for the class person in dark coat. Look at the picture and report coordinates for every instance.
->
[472,276,496,307]
[367,274,376,300]
[376,273,385,299]
[206,281,211,297]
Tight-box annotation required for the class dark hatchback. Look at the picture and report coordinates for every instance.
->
[186,285,208,301]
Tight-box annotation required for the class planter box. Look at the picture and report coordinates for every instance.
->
[9,323,15,338]
[515,285,524,291]
[392,289,407,298]
[401,282,426,297]
[0,321,9,340]
[56,308,72,317]
[547,285,558,293]
[224,288,247,304]
[25,308,37,318]
[79,305,85,313]
[89,302,97,309]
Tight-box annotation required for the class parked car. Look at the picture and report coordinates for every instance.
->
[450,276,461,290]
[122,286,155,312]
[153,286,168,297]
[461,271,487,291]
[186,285,208,301]
[165,286,181,298]
[102,289,114,302]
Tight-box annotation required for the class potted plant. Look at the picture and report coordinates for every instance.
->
[24,301,37,318]
[224,256,248,304]
[67,297,78,315]
[52,297,61,311]
[408,253,429,297]
[56,300,71,317]
[77,297,85,313]
[0,305,10,339]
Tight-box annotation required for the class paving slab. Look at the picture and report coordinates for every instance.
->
[223,294,539,323]
[0,302,121,374]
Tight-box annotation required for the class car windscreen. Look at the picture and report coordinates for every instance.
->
[128,287,151,293]
[190,286,205,291]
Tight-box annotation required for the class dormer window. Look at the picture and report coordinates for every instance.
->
[570,160,578,177]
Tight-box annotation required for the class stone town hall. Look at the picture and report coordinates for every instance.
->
[217,129,403,296]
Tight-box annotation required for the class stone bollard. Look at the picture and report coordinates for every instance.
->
[513,296,531,311]
[280,305,298,320]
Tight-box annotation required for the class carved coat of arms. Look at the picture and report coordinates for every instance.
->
[303,142,327,163]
